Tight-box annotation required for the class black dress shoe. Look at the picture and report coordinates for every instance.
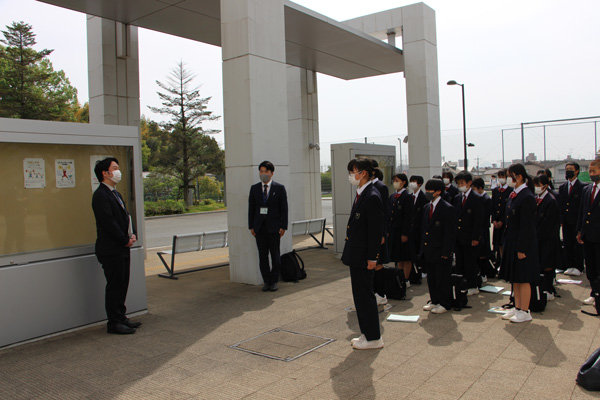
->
[107,322,136,335]
[269,283,278,292]
[123,319,142,329]
[262,283,271,292]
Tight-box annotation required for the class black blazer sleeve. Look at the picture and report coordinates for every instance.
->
[92,189,129,247]
[577,186,589,234]
[366,193,384,260]
[472,194,485,242]
[517,195,537,254]
[279,184,288,230]
[441,202,457,258]
[248,185,256,229]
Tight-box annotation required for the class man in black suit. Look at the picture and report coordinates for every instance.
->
[420,179,456,314]
[577,160,600,305]
[452,171,484,295]
[248,161,288,292]
[409,175,428,278]
[442,171,459,203]
[559,162,586,276]
[342,158,384,350]
[92,157,141,335]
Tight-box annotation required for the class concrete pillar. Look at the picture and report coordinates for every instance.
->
[86,16,140,126]
[287,66,322,222]
[221,0,292,285]
[401,3,441,177]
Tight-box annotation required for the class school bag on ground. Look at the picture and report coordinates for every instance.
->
[577,347,600,391]
[280,250,306,282]
[529,275,547,312]
[450,273,469,310]
[381,266,407,300]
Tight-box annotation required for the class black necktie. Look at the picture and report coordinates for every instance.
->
[263,184,268,202]
[112,190,125,210]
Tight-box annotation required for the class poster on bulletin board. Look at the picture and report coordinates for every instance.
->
[55,159,76,188]
[23,158,46,188]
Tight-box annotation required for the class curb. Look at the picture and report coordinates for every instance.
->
[145,209,227,220]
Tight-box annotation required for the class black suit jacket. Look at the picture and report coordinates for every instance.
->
[372,179,391,235]
[341,183,384,267]
[503,187,538,269]
[577,184,600,243]
[92,183,135,257]
[491,186,513,223]
[248,181,288,234]
[442,184,459,204]
[420,199,456,263]
[410,190,428,235]
[536,192,561,270]
[559,179,586,225]
[389,190,413,237]
[453,190,485,245]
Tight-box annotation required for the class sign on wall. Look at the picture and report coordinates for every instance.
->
[23,158,46,189]
[55,159,76,188]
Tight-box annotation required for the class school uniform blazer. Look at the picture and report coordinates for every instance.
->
[504,187,538,256]
[341,183,384,267]
[389,190,413,237]
[92,183,135,257]
[491,186,513,223]
[248,181,288,234]
[577,184,600,243]
[419,199,456,263]
[559,179,586,226]
[373,180,391,235]
[442,184,459,204]
[410,190,429,237]
[536,193,560,269]
[481,192,492,228]
[452,191,485,245]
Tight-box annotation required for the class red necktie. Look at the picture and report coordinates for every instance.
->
[592,185,597,206]
[462,194,467,207]
[499,188,505,193]
[394,192,401,198]
[429,204,433,220]
[536,197,542,206]
[354,193,360,206]
[509,192,517,199]
[569,183,573,196]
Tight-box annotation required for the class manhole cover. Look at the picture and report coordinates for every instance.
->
[229,328,335,362]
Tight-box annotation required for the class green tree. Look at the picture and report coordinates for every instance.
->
[0,21,79,121]
[148,61,223,207]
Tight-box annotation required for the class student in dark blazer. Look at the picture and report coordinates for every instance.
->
[388,173,413,283]
[537,169,558,199]
[420,179,456,314]
[342,158,384,350]
[491,169,512,267]
[577,160,600,306]
[452,171,485,295]
[92,157,140,335]
[500,164,539,323]
[559,162,586,276]
[248,161,288,292]
[472,177,493,281]
[371,165,391,306]
[442,171,459,203]
[534,174,560,300]
[409,175,428,276]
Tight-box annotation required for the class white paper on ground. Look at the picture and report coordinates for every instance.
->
[479,285,505,294]
[386,314,420,323]
[488,306,508,314]
[555,269,564,274]
[557,279,582,284]
[502,290,512,296]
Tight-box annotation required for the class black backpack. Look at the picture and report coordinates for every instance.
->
[450,274,469,310]
[577,347,600,391]
[280,250,306,282]
[381,267,406,300]
[529,276,547,313]
[408,263,422,284]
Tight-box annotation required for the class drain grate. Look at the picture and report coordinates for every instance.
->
[229,328,335,362]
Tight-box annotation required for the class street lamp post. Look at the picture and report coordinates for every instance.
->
[448,80,468,170]
[397,135,408,172]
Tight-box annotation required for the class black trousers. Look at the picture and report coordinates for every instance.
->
[563,223,584,271]
[584,241,600,294]
[255,231,281,285]
[455,243,479,288]
[97,253,130,324]
[350,265,380,341]
[424,259,452,309]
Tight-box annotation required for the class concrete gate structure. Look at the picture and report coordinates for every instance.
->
[37,0,442,285]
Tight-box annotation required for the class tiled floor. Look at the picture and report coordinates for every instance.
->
[1,248,600,399]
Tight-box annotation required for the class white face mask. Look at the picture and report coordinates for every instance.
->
[443,178,450,185]
[534,186,543,195]
[393,181,403,190]
[110,169,122,184]
[458,185,468,193]
[498,178,506,185]
[507,177,516,188]
[408,182,418,192]
[348,173,361,186]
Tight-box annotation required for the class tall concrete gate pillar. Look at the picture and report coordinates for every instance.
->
[401,4,441,177]
[287,66,322,222]
[86,16,140,127]
[221,0,293,285]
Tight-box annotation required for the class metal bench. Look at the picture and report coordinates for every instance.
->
[157,230,228,279]
[290,217,328,248]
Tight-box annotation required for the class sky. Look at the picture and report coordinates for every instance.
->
[1,0,599,170]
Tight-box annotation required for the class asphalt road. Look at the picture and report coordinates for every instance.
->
[144,198,333,248]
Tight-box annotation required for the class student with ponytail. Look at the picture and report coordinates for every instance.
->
[499,163,539,323]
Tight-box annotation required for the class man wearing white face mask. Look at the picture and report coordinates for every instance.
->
[92,157,139,335]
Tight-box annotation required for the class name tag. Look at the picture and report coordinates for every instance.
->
[260,207,268,215]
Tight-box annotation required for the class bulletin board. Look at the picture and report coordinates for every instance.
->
[0,143,136,257]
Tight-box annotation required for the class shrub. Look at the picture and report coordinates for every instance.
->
[144,200,186,216]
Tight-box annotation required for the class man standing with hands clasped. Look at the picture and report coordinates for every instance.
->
[342,158,384,350]
[249,161,288,292]
[92,157,141,335]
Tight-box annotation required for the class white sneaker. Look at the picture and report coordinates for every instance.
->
[501,308,517,320]
[565,268,582,276]
[583,296,596,305]
[421,273,427,279]
[350,334,366,346]
[545,292,555,301]
[510,309,532,323]
[467,288,479,296]
[431,305,448,314]
[375,293,388,306]
[481,276,488,283]
[423,302,438,311]
[405,281,411,288]
[352,337,384,350]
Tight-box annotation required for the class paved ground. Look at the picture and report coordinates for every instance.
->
[2,248,600,399]
[144,199,333,249]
